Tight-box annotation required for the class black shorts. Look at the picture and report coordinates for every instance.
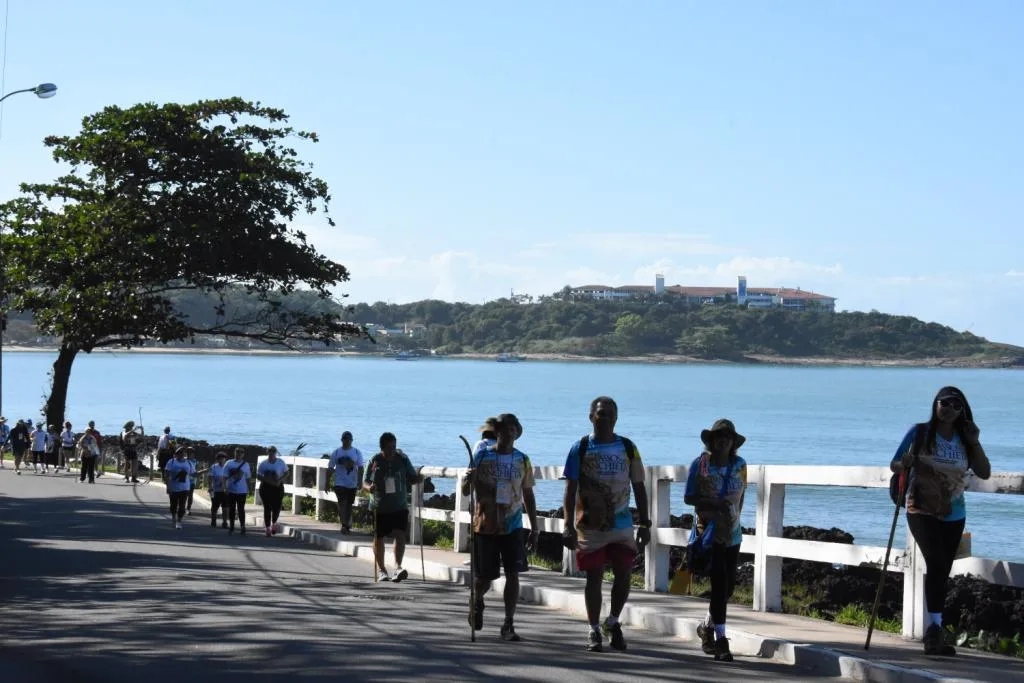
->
[374,509,409,538]
[473,530,528,581]
[157,450,171,470]
[123,449,138,461]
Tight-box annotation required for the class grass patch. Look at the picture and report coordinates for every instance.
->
[834,604,901,634]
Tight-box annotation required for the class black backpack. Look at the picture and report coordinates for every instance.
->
[889,423,929,507]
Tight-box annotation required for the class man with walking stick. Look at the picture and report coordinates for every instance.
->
[462,413,538,642]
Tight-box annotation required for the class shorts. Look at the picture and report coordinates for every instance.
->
[474,530,528,581]
[157,450,171,471]
[576,542,636,573]
[374,509,409,539]
[123,449,138,461]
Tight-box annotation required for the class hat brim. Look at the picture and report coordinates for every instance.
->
[701,428,746,449]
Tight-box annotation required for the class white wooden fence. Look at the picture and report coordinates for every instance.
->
[259,455,1024,640]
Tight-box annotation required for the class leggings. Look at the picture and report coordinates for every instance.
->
[709,543,741,625]
[228,493,247,528]
[211,492,229,525]
[80,455,96,482]
[335,486,357,527]
[187,485,195,510]
[907,514,965,613]
[169,491,188,520]
[262,485,284,528]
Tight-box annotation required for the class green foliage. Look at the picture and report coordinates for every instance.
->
[955,629,1024,659]
[834,604,901,634]
[422,520,454,549]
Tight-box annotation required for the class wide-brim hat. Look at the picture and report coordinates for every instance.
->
[0,416,6,423]
[124,420,135,430]
[700,419,746,449]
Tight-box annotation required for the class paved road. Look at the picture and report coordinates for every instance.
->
[0,471,824,682]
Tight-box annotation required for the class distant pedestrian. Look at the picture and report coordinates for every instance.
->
[77,431,100,484]
[30,422,48,474]
[207,451,230,528]
[120,420,144,483]
[0,416,10,467]
[890,386,991,656]
[363,432,422,583]
[86,421,103,477]
[59,422,75,473]
[326,431,364,534]
[257,447,288,537]
[224,448,251,535]
[45,425,60,471]
[164,447,195,530]
[685,419,748,663]
[10,419,30,475]
[463,413,538,641]
[185,447,198,515]
[156,426,175,482]
[562,396,650,653]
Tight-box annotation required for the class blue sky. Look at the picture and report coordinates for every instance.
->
[1,1,1022,344]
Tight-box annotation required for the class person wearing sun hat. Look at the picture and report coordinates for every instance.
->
[890,386,991,655]
[685,418,749,663]
[9,419,31,474]
[0,417,10,468]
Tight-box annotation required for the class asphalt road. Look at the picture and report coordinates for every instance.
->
[0,469,823,682]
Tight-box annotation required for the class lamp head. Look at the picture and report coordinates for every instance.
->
[33,83,57,99]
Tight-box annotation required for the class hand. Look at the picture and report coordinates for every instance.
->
[561,527,578,550]
[527,529,540,552]
[636,526,651,549]
[464,468,475,484]
[961,420,981,446]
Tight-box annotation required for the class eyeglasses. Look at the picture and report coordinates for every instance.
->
[938,398,964,411]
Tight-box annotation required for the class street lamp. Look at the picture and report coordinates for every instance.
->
[0,82,57,443]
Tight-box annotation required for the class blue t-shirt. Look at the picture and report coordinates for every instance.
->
[685,454,748,546]
[562,435,644,537]
[891,425,968,521]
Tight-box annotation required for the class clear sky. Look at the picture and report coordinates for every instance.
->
[1,1,1021,344]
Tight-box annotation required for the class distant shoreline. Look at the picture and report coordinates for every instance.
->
[4,345,1020,369]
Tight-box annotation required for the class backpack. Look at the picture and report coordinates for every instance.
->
[889,423,929,507]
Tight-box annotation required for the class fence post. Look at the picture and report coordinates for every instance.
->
[255,456,264,506]
[754,467,785,612]
[315,463,326,520]
[291,459,301,514]
[409,480,422,544]
[645,469,671,592]
[453,470,470,552]
[902,530,926,639]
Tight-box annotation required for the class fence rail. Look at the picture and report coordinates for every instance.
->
[259,455,1024,640]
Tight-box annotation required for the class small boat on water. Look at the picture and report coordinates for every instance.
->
[395,351,417,361]
[496,353,522,363]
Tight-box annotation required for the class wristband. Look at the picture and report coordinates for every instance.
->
[637,520,652,529]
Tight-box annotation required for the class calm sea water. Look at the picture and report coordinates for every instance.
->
[4,351,1023,561]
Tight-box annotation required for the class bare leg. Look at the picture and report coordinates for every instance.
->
[585,569,604,625]
[609,565,632,619]
[393,529,407,566]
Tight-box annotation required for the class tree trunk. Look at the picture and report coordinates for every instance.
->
[45,343,79,429]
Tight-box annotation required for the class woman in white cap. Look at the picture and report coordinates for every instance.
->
[224,447,251,535]
[257,446,288,536]
[164,447,195,529]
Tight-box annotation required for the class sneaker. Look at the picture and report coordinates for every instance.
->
[221,521,228,529]
[501,621,522,642]
[587,628,603,652]
[175,522,183,530]
[265,527,272,537]
[603,619,627,651]
[392,567,409,583]
[186,509,192,516]
[229,527,235,535]
[923,624,956,656]
[211,520,217,528]
[239,526,246,535]
[378,570,391,582]
[697,623,716,655]
[470,600,484,631]
[714,637,733,662]
[271,525,279,536]
[131,478,140,483]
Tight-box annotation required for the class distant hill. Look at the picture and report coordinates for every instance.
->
[6,287,1022,366]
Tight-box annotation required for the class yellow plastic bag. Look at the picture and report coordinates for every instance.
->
[669,566,691,595]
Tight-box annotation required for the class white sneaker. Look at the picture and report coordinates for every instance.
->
[392,567,408,583]
[377,570,391,582]
[175,522,183,530]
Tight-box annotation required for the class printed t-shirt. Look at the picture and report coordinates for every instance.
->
[165,458,195,494]
[121,430,140,452]
[329,447,364,489]
[364,451,417,514]
[209,463,229,493]
[471,446,535,535]
[258,458,289,490]
[684,454,748,546]
[562,435,645,552]
[224,460,251,495]
[891,425,969,521]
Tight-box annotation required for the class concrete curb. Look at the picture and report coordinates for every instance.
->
[268,519,979,683]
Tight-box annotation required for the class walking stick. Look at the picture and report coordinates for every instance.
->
[418,474,426,582]
[459,435,476,643]
[372,494,379,583]
[865,472,908,650]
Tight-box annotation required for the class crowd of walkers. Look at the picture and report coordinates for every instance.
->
[0,383,990,658]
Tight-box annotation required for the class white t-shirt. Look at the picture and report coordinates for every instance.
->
[329,447,364,489]
[61,429,75,447]
[224,460,251,495]
[31,429,48,451]
[257,458,288,490]
[157,434,174,451]
[165,458,195,494]
[209,463,229,493]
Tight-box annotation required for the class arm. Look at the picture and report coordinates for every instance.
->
[562,479,578,546]
[890,427,917,473]
[524,486,540,548]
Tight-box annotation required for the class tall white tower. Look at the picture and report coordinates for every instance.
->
[737,276,748,305]
[655,273,665,295]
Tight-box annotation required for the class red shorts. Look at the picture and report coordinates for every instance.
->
[576,542,636,573]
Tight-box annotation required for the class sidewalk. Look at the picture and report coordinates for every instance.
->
[221,496,1020,683]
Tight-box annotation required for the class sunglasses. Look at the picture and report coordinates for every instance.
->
[937,398,964,411]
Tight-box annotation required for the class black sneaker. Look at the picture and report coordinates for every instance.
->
[587,628,603,652]
[602,619,626,651]
[697,623,716,655]
[211,520,217,528]
[714,637,733,662]
[470,600,484,631]
[221,521,228,529]
[923,624,956,656]
[500,621,521,642]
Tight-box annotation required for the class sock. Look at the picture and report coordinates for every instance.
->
[605,615,619,627]
[929,612,943,627]
[714,624,726,639]
[590,623,600,633]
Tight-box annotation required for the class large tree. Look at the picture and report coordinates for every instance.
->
[1,98,368,427]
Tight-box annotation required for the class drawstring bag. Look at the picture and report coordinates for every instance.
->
[685,458,733,578]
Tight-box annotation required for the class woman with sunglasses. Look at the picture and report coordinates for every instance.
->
[890,386,991,655]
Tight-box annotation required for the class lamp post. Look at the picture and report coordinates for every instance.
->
[0,82,57,441]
